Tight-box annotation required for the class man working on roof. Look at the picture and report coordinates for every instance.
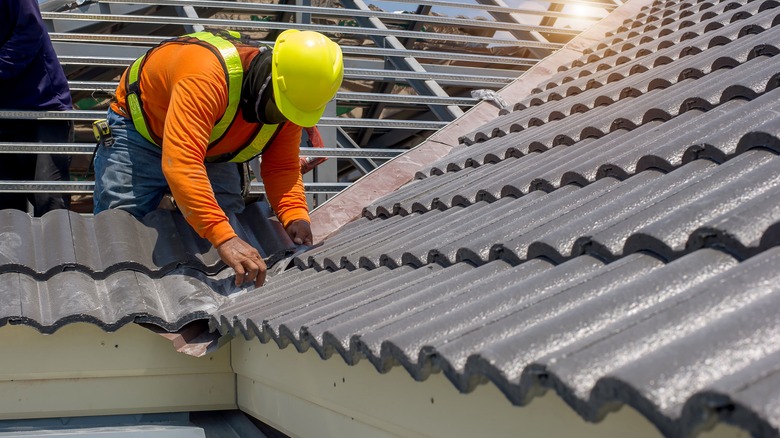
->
[93,29,343,287]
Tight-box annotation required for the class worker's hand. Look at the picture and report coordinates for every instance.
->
[286,219,313,246]
[217,236,267,287]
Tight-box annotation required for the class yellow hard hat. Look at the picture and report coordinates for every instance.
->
[271,30,344,128]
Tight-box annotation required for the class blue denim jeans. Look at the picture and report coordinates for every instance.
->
[93,108,244,217]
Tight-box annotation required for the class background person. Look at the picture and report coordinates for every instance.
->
[0,0,74,215]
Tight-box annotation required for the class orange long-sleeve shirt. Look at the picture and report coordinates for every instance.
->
[111,40,309,247]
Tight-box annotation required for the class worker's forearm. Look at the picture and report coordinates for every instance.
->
[162,159,237,247]
[261,163,309,227]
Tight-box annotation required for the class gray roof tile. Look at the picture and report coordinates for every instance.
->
[0,0,776,433]
[215,248,770,434]
[444,52,778,174]
[309,150,779,270]
[392,87,779,223]
[212,0,780,434]
[0,201,295,332]
[0,201,294,279]
[544,247,780,435]
[720,367,780,437]
[478,28,779,139]
[463,2,780,144]
[4,268,238,333]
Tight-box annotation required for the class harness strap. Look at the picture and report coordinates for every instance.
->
[124,31,244,147]
[206,123,283,163]
[125,54,161,146]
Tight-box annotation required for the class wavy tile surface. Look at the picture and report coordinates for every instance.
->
[0,201,294,278]
[0,268,240,333]
[213,0,780,435]
[0,201,296,332]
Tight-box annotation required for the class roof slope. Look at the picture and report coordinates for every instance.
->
[0,202,295,333]
[212,0,780,435]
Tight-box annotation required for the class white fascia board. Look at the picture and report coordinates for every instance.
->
[0,323,236,419]
[231,337,750,438]
[0,322,754,437]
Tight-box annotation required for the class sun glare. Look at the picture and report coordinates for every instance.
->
[570,3,599,17]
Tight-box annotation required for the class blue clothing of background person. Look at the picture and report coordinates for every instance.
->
[0,0,73,215]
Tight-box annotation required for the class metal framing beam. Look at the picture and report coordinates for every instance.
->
[0,143,402,159]
[0,111,449,130]
[476,0,554,60]
[357,3,433,146]
[42,12,572,48]
[340,0,462,123]
[65,81,479,105]
[174,4,204,33]
[93,0,598,33]
[373,0,618,12]
[0,181,350,195]
[336,128,378,175]
[53,56,516,86]
[51,33,539,66]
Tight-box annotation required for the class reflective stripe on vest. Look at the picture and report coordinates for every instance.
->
[125,31,275,161]
[227,123,279,163]
[188,31,243,144]
[126,54,157,145]
[206,122,282,163]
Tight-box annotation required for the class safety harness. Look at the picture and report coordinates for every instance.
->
[124,31,283,163]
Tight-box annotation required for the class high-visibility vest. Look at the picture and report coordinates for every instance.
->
[124,31,283,163]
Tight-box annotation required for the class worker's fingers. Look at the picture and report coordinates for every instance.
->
[255,264,267,287]
[250,254,267,287]
[217,236,267,287]
[245,267,258,284]
[238,259,261,286]
[233,263,246,286]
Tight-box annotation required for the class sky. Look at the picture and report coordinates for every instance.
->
[366,0,608,31]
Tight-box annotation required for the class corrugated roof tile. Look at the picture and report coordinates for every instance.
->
[2,0,778,433]
[9,267,247,333]
[463,3,780,144]
[0,201,295,332]
[212,1,780,433]
[0,201,294,279]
